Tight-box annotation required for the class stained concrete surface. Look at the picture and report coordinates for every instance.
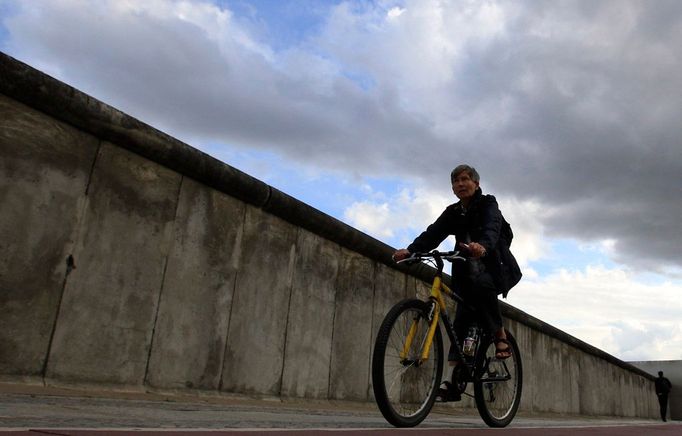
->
[0,94,98,376]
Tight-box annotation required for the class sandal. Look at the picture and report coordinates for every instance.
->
[494,338,512,360]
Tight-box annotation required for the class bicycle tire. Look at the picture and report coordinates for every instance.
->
[372,298,443,427]
[473,329,523,427]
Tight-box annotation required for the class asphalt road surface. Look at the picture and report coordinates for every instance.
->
[0,387,679,435]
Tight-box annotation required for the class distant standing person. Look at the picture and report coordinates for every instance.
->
[655,371,673,422]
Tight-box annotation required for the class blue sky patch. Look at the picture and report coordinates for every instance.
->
[215,0,333,51]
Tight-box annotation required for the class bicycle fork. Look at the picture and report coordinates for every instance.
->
[400,278,463,365]
[400,302,439,365]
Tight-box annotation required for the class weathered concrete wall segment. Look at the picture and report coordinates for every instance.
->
[0,52,657,418]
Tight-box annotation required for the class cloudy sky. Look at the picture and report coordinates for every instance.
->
[2,0,681,362]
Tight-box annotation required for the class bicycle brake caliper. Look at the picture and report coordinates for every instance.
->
[426,300,437,322]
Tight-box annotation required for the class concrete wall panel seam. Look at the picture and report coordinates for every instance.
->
[0,95,101,377]
[217,201,249,391]
[44,143,183,385]
[278,226,300,397]
[40,258,73,381]
[39,139,102,380]
[83,140,102,197]
[366,261,379,400]
[220,207,298,395]
[328,250,376,401]
[326,258,342,399]
[142,175,185,386]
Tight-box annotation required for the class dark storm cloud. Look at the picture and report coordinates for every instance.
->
[451,1,682,270]
[1,1,436,169]
[2,0,680,271]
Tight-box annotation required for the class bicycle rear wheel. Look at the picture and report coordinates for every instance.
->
[372,298,443,427]
[473,329,522,427]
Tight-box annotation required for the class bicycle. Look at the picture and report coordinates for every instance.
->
[371,250,522,428]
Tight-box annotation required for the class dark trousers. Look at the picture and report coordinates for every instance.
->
[450,272,503,357]
[658,393,669,421]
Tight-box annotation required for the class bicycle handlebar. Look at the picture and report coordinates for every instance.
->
[395,250,466,265]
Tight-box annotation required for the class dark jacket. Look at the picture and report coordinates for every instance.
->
[656,376,672,395]
[407,189,522,297]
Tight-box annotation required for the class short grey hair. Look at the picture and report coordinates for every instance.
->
[450,164,480,183]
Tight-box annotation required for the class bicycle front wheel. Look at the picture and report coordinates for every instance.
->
[372,298,443,427]
[473,329,523,427]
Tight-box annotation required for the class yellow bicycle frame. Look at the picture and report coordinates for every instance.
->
[400,275,454,363]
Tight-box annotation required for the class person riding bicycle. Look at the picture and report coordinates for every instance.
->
[393,165,521,387]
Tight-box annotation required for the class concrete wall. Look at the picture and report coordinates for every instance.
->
[0,51,657,418]
[631,360,682,420]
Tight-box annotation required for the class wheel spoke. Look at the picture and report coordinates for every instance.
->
[372,299,443,427]
[474,332,523,427]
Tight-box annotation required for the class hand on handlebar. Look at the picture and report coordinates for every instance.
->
[459,242,486,258]
[392,248,411,262]
[392,249,466,266]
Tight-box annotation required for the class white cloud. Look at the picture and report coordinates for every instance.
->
[344,201,393,239]
[496,197,548,267]
[318,0,508,107]
[343,185,451,244]
[511,264,682,361]
[386,7,405,20]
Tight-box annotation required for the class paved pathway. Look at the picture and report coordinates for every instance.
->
[0,386,678,435]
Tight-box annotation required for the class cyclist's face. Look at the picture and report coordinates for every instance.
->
[451,173,479,201]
